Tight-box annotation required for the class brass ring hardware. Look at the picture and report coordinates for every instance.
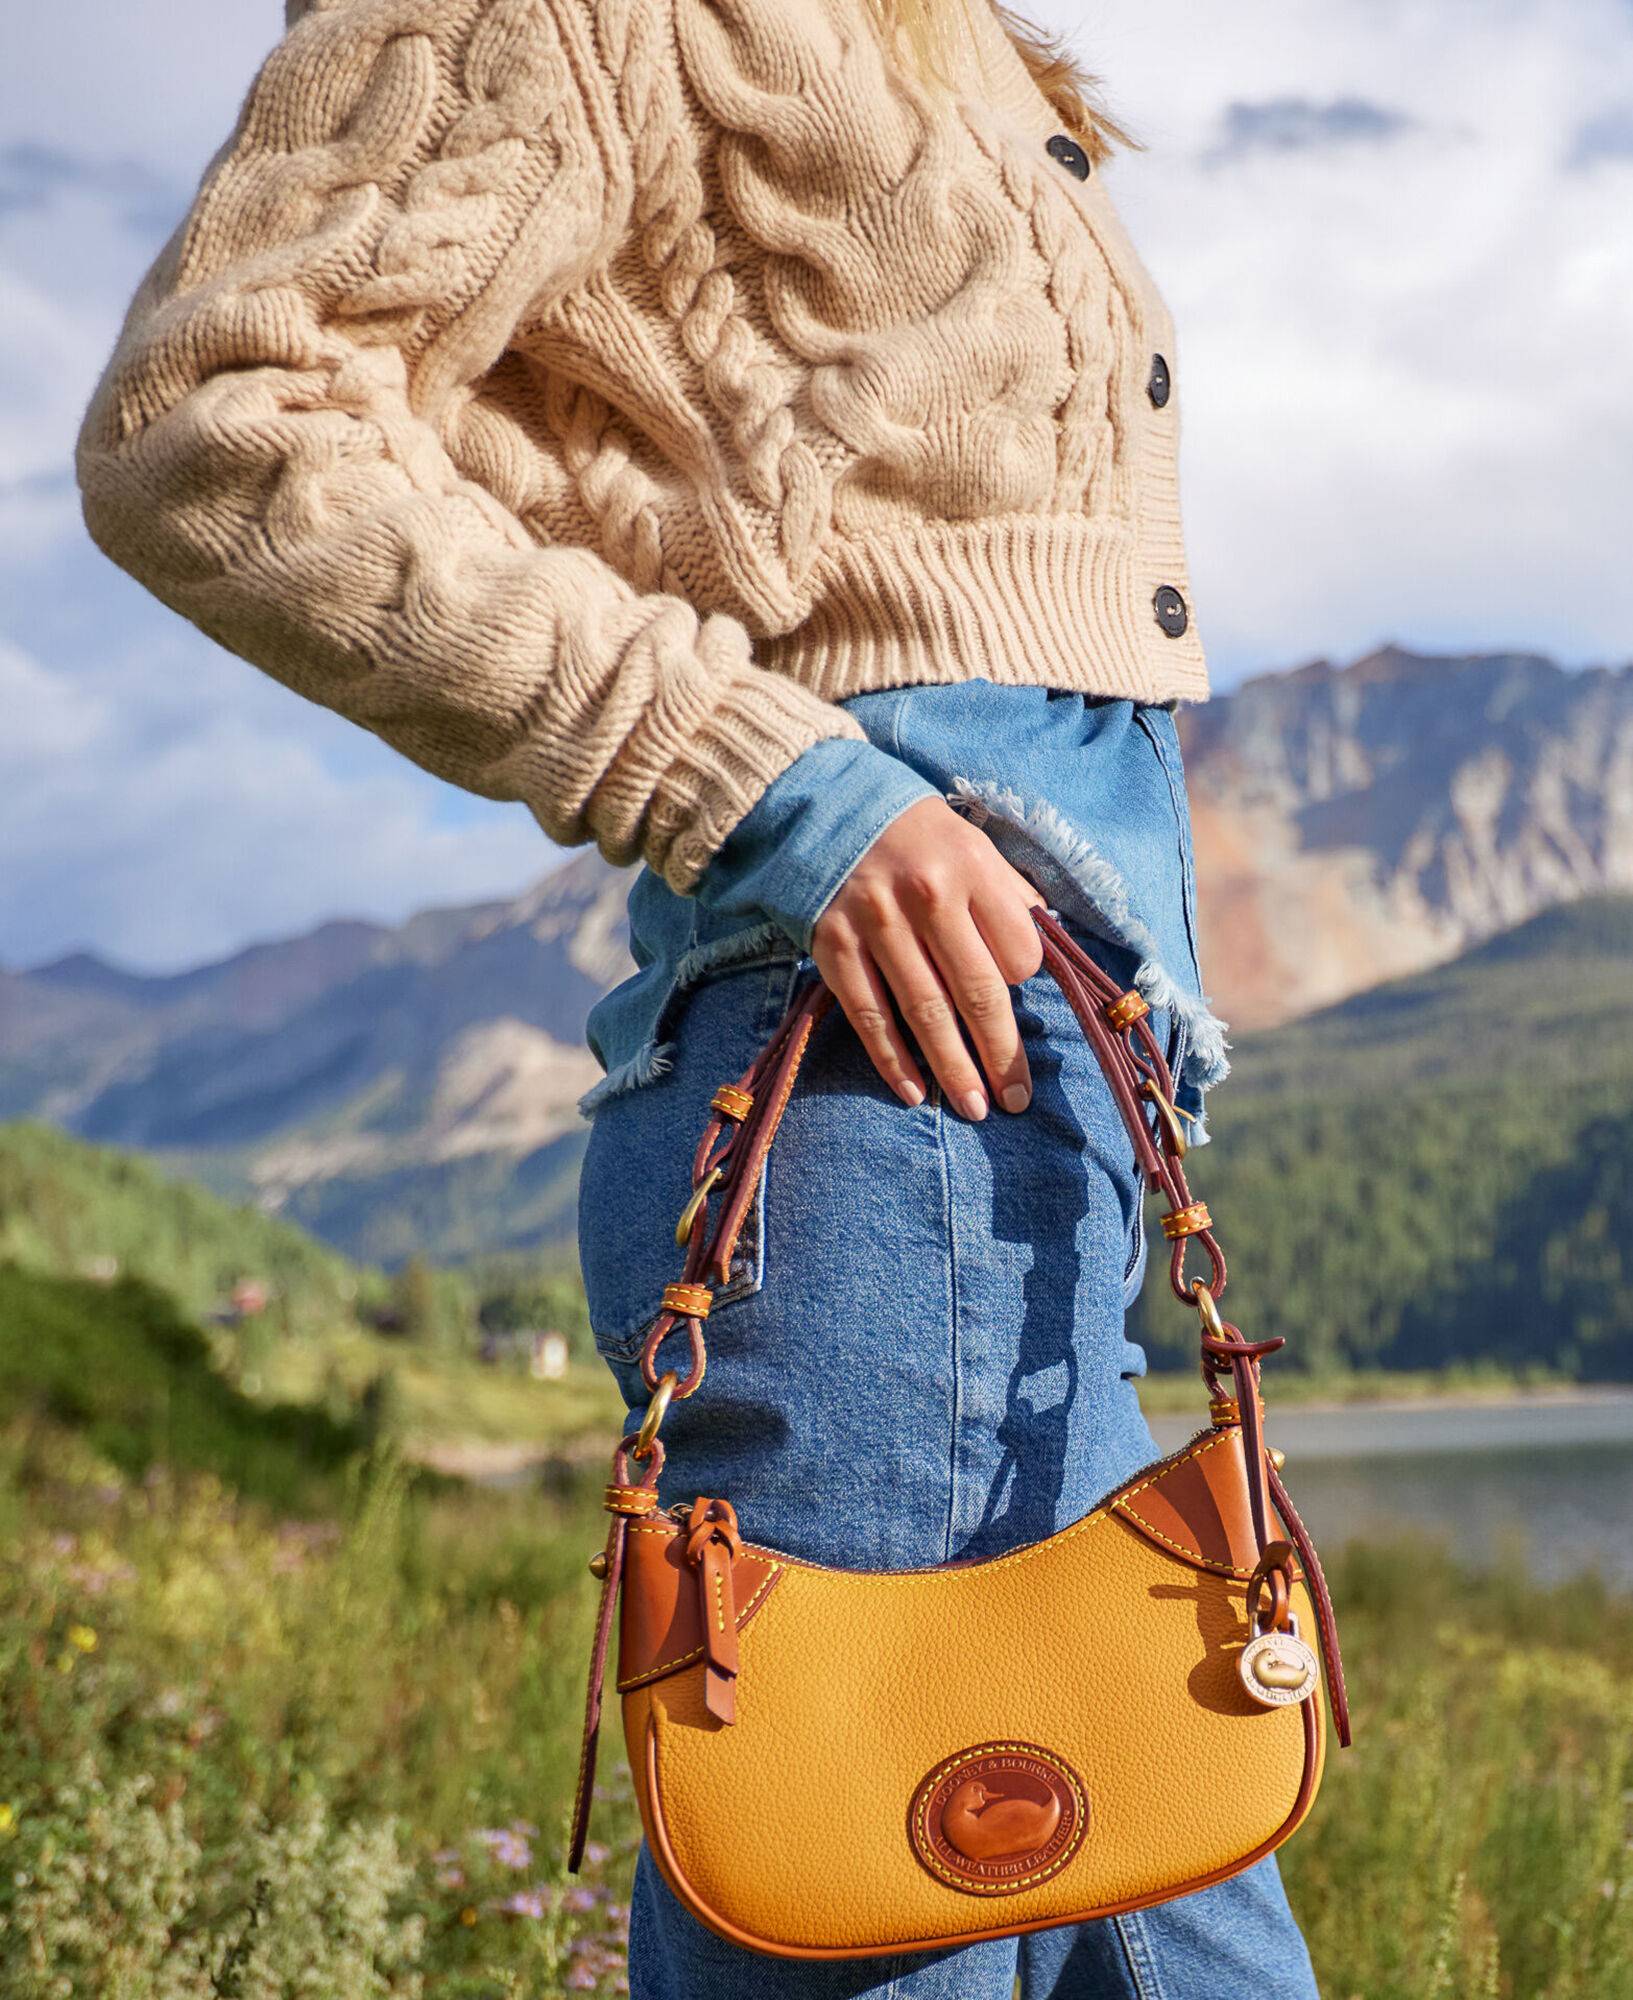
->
[632,1370,678,1461]
[1140,1078,1188,1159]
[1191,1278,1226,1341]
[675,1166,723,1246]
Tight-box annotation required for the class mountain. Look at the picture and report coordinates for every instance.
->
[2,644,1629,1262]
[1180,645,1633,1027]
[1129,892,1633,1376]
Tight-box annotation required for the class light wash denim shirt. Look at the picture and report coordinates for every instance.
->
[579,681,1230,1140]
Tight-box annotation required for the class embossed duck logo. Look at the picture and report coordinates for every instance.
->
[942,1779,1061,1862]
[1252,1646,1311,1691]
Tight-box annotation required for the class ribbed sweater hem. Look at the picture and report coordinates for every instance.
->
[756,516,1211,707]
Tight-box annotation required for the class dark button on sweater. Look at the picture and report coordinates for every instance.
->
[1148,353,1172,409]
[1045,132,1091,181]
[1153,586,1189,638]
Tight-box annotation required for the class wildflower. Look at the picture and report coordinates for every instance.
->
[564,1885,599,1913]
[497,1888,548,1919]
[581,1839,609,1867]
[0,1805,14,1838]
[459,1905,479,1927]
[474,1827,533,1870]
[431,1848,461,1865]
[66,1625,98,1653]
[67,1561,137,1596]
[51,1532,77,1556]
[435,1866,466,1890]
[566,1965,599,1992]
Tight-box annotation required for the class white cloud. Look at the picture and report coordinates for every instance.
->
[1,0,1629,968]
[1074,0,1633,673]
[0,618,551,974]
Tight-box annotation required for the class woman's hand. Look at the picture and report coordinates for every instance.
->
[811,797,1046,1119]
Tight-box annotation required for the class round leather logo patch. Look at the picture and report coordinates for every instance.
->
[908,1743,1088,1897]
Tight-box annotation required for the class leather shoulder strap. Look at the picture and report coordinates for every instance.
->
[630,911,1346,1723]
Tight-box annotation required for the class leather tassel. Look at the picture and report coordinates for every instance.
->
[567,1508,627,1871]
[685,1497,743,1725]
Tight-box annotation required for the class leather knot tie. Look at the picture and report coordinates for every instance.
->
[685,1495,743,1566]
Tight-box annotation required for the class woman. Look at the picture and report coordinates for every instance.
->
[76,0,1319,1991]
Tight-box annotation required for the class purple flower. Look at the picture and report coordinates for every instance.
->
[498,1888,548,1919]
[581,1840,609,1868]
[474,1828,533,1870]
[566,1965,599,1991]
[435,1867,466,1890]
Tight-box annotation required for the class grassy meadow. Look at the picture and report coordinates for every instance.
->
[0,1126,1631,1994]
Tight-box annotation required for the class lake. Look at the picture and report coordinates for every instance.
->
[1148,1393,1633,1586]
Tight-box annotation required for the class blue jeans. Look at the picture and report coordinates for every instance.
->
[578,921,1321,1998]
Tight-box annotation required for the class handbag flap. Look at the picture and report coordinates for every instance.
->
[1111,1426,1300,1580]
[616,1520,785,1692]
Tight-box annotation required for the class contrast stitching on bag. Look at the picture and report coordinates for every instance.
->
[614,1561,784,1689]
[617,1432,1236,1596]
[1109,1504,1253,1578]
[908,1742,1088,1893]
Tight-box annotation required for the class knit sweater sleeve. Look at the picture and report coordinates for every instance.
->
[73,0,867,894]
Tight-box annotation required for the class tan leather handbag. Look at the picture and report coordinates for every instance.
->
[569,907,1350,1959]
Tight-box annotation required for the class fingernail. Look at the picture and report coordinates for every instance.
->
[960,1090,989,1122]
[1001,1084,1031,1114]
[896,1079,925,1108]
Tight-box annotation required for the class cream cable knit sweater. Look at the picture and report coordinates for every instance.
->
[75,0,1207,893]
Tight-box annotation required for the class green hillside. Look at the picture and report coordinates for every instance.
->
[0,1264,369,1513]
[0,1119,368,1334]
[0,1118,618,1462]
[1134,894,1633,1376]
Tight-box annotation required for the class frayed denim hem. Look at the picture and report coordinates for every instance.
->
[576,920,799,1120]
[946,774,1231,1130]
[575,1036,677,1119]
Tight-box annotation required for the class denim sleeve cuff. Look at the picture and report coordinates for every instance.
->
[690,737,942,955]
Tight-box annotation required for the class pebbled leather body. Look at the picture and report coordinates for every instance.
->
[618,1425,1325,1959]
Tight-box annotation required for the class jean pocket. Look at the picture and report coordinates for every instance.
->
[576,957,798,1366]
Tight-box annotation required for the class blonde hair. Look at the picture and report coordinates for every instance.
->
[869,0,1135,164]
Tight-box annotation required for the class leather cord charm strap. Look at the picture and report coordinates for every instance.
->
[568,1438,663,1870]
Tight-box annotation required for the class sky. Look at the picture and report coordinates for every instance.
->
[3,0,1630,973]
